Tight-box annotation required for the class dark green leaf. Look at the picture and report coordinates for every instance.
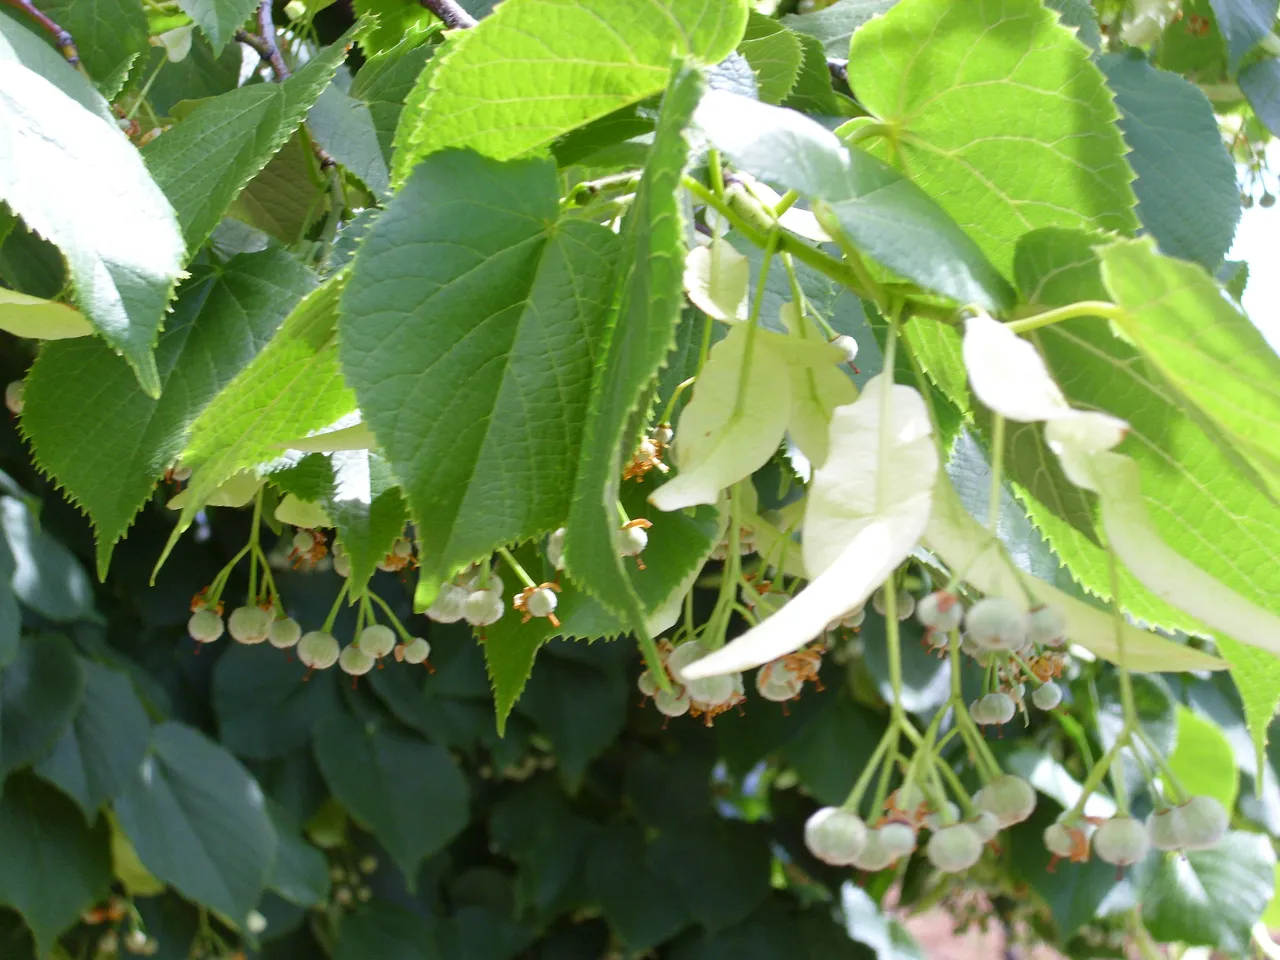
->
[328,451,408,599]
[146,35,243,118]
[164,276,357,564]
[1136,831,1276,953]
[342,151,620,603]
[335,901,440,960]
[482,474,718,732]
[351,0,436,57]
[650,820,771,931]
[0,635,85,778]
[114,721,278,924]
[585,824,691,951]
[782,693,887,809]
[551,101,655,168]
[694,90,1013,310]
[1044,0,1102,52]
[436,906,535,960]
[313,705,468,881]
[517,645,627,788]
[1219,258,1249,301]
[782,0,897,57]
[781,31,854,116]
[565,64,703,623]
[1008,802,1119,937]
[0,496,95,621]
[1207,0,1278,72]
[0,536,17,668]
[265,801,330,907]
[947,429,1059,582]
[861,610,951,716]
[308,83,390,196]
[482,566,622,736]
[229,134,325,244]
[737,12,803,104]
[37,0,148,92]
[0,58,184,396]
[0,12,116,121]
[0,220,64,299]
[1240,57,1280,136]
[144,32,350,252]
[350,35,433,164]
[23,248,315,577]
[212,642,322,760]
[0,774,111,958]
[1100,53,1240,268]
[329,208,380,273]
[490,779,597,916]
[177,0,258,53]
[1157,0,1227,83]
[33,659,149,820]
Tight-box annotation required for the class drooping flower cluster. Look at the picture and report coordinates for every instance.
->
[914,591,1068,728]
[803,774,1037,876]
[1048,795,1229,869]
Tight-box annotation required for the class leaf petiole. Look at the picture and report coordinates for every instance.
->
[497,546,536,589]
[1004,300,1123,334]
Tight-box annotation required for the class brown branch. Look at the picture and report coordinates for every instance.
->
[232,27,274,65]
[418,0,477,29]
[256,0,291,79]
[2,0,79,65]
[234,6,336,169]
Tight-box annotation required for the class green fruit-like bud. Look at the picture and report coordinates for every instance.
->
[687,673,737,709]
[400,637,430,665]
[965,597,1028,651]
[850,831,895,872]
[526,586,558,619]
[970,811,1000,843]
[188,609,224,644]
[1173,796,1228,851]
[1094,816,1150,866]
[654,688,690,717]
[463,589,505,627]
[356,624,396,659]
[228,606,271,644]
[804,807,868,866]
[268,617,301,649]
[971,692,1016,726]
[1027,604,1066,646]
[877,821,917,862]
[976,774,1037,827]
[339,644,374,677]
[637,671,659,697]
[755,660,802,702]
[1043,822,1079,859]
[298,631,340,670]
[1031,681,1062,710]
[427,583,468,623]
[926,824,983,873]
[917,591,964,632]
[1147,808,1181,851]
